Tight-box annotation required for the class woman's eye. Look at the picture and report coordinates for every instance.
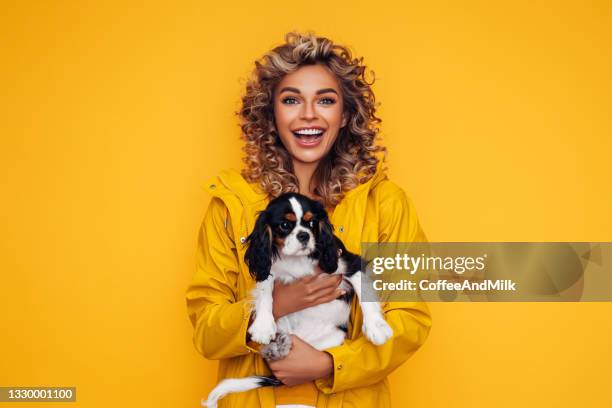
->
[280,97,335,105]
[318,97,336,105]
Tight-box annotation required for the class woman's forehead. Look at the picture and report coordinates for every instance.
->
[276,64,341,94]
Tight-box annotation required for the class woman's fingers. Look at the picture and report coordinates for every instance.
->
[296,268,344,303]
[310,283,345,302]
[307,274,342,292]
[312,287,347,306]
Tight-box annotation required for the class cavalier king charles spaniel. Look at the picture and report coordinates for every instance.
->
[202,192,393,408]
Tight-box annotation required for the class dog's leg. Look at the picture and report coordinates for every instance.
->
[346,271,393,345]
[247,274,277,344]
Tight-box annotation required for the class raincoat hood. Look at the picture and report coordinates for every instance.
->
[202,160,389,252]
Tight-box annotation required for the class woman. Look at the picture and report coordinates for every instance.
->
[186,31,432,408]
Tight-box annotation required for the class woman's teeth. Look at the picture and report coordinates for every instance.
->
[293,129,324,137]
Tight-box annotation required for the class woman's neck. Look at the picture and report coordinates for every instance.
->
[292,160,319,199]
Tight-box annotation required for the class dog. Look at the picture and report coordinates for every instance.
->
[202,192,393,408]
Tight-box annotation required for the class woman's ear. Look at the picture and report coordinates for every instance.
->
[317,216,339,273]
[244,211,274,282]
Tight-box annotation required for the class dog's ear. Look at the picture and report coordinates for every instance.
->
[244,210,274,282]
[314,203,339,273]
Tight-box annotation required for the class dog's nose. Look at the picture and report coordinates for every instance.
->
[297,231,310,244]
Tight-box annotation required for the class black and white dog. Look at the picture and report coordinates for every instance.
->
[202,193,392,408]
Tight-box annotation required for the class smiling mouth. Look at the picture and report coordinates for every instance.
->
[292,128,325,144]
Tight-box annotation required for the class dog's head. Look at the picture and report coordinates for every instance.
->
[244,193,339,282]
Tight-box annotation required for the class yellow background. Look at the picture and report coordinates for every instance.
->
[1,1,611,407]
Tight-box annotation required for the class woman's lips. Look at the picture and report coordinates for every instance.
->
[292,130,325,148]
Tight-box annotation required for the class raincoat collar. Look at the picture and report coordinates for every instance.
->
[203,159,388,206]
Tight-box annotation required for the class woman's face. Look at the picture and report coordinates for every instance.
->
[273,64,347,165]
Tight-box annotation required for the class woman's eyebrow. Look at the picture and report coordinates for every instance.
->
[278,86,339,95]
[316,88,338,95]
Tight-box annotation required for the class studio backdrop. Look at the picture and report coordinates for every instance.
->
[1,1,611,407]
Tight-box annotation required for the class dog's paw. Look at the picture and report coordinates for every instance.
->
[260,333,292,361]
[362,317,393,345]
[248,317,277,345]
[275,332,293,355]
[260,342,279,361]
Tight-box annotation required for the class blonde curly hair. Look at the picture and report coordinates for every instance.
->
[238,31,386,208]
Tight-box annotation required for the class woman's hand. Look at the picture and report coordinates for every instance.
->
[272,266,345,320]
[268,334,334,386]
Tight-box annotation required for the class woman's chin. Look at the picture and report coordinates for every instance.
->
[289,146,329,163]
[294,137,336,159]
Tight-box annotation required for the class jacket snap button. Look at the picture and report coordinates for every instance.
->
[240,237,246,244]
[209,184,216,189]
[339,226,344,233]
[337,364,343,370]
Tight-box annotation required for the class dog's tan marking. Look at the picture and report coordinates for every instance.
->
[303,211,313,221]
[285,213,297,221]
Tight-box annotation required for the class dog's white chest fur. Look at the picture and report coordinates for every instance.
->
[271,255,319,284]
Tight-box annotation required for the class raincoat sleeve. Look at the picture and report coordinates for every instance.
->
[315,189,433,394]
[185,197,259,360]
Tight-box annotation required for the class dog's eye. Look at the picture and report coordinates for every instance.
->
[279,221,292,232]
[308,220,315,228]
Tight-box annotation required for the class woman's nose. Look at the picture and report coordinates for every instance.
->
[300,101,317,120]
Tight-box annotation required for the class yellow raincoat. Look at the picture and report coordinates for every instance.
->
[186,162,432,407]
